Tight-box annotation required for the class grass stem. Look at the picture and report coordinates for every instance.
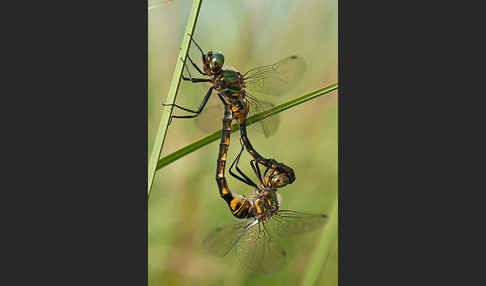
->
[148,0,203,197]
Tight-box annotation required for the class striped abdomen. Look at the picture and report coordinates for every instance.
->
[216,104,253,219]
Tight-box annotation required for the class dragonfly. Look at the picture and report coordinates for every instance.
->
[164,34,305,171]
[216,104,295,220]
[206,135,327,273]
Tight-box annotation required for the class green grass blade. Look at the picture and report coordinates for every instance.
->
[155,83,338,171]
[301,194,339,286]
[147,0,203,197]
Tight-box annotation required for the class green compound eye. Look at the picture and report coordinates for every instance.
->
[211,53,225,69]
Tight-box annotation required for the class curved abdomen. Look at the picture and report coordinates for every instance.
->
[239,118,296,185]
[239,121,279,169]
[216,104,253,219]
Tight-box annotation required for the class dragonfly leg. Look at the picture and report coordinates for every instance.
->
[164,86,214,119]
[179,55,207,78]
[181,56,194,80]
[187,55,206,76]
[181,75,211,83]
[186,33,205,58]
[250,159,264,185]
[229,138,257,187]
[217,93,227,105]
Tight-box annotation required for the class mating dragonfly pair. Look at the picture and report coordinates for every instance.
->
[164,34,327,274]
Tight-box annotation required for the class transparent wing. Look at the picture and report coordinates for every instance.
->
[246,98,280,138]
[195,104,225,134]
[235,221,287,274]
[243,55,306,97]
[268,210,327,237]
[202,220,252,257]
[194,98,279,138]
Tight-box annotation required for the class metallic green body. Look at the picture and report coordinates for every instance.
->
[218,69,243,96]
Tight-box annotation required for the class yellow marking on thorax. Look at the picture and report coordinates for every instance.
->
[224,137,230,144]
[221,153,227,160]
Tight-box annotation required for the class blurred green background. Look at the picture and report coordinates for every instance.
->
[148,0,338,285]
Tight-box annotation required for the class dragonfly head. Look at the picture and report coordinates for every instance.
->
[204,51,225,75]
[264,163,296,188]
[268,173,291,188]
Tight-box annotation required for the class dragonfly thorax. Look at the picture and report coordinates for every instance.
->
[215,69,245,98]
[248,190,280,220]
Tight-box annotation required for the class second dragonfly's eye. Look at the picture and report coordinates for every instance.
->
[272,175,290,188]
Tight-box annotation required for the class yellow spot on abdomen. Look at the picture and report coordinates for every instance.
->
[221,187,230,195]
[230,198,241,211]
